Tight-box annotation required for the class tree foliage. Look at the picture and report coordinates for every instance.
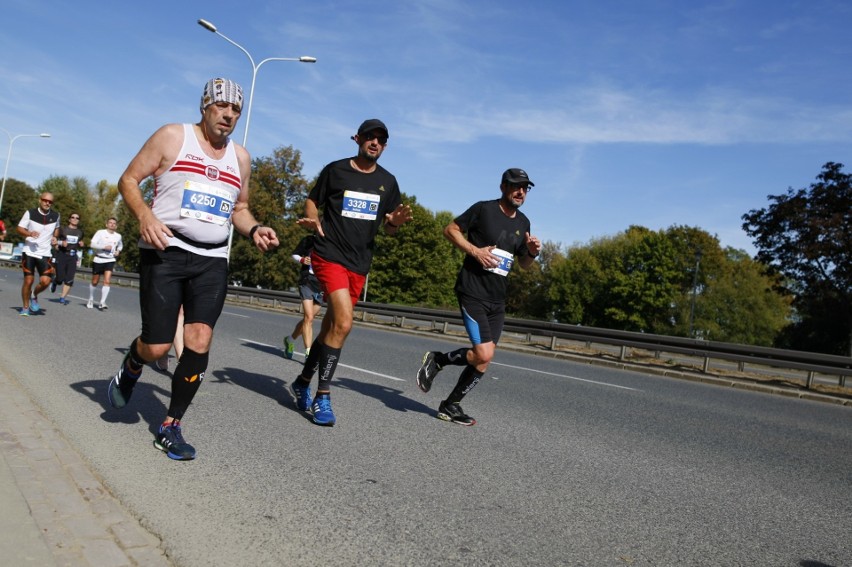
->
[544,225,790,343]
[742,161,852,355]
[228,145,312,289]
[0,178,38,242]
[369,198,461,307]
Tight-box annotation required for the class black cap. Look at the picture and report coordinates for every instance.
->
[357,119,389,138]
[501,168,534,186]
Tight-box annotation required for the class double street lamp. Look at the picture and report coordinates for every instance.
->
[197,18,316,148]
[0,129,51,218]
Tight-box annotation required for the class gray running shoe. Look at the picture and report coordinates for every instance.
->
[437,400,476,426]
[416,351,442,393]
[108,353,140,409]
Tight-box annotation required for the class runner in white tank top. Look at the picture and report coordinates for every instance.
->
[107,78,279,460]
[148,123,242,258]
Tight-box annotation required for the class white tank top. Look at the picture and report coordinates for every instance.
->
[146,124,242,258]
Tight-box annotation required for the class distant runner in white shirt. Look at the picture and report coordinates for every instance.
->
[88,217,123,310]
[16,191,60,315]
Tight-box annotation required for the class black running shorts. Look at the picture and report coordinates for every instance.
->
[21,253,54,278]
[458,293,505,346]
[138,247,228,344]
[92,261,116,275]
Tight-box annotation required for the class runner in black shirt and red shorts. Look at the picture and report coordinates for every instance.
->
[416,168,542,425]
[292,119,413,426]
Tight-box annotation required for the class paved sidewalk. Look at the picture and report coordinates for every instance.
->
[0,367,172,567]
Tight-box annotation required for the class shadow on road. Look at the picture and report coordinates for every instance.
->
[69,346,173,437]
[334,376,434,418]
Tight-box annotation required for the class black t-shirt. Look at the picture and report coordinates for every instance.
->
[57,226,84,256]
[309,158,401,275]
[454,199,532,302]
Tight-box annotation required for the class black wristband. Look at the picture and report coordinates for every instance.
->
[249,224,263,240]
[386,221,400,229]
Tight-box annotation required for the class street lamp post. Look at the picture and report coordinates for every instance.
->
[197,18,316,148]
[0,128,51,217]
[688,249,703,338]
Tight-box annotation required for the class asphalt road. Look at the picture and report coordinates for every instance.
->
[1,266,850,567]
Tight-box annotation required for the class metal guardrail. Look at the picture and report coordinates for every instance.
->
[224,283,851,390]
[7,262,848,392]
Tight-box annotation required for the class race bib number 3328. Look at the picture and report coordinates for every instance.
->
[341,190,380,221]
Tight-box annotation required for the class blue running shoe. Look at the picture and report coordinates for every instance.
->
[290,379,312,412]
[310,394,336,426]
[59,297,69,305]
[283,336,295,359]
[153,422,196,460]
[108,352,141,409]
[29,297,41,313]
[19,308,30,317]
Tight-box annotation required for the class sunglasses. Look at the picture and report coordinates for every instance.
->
[70,216,80,219]
[362,133,388,145]
[508,183,532,193]
[41,198,53,204]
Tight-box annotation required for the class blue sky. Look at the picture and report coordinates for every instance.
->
[3,0,852,254]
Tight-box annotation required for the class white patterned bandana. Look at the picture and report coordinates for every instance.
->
[200,78,243,111]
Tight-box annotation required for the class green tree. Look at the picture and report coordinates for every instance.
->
[694,248,791,345]
[0,178,38,243]
[505,240,559,319]
[114,178,153,273]
[742,161,852,355]
[545,244,601,324]
[39,175,97,246]
[542,225,790,344]
[369,199,460,307]
[228,146,311,289]
[40,175,73,219]
[604,226,682,332]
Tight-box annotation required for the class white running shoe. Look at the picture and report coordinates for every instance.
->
[86,299,94,309]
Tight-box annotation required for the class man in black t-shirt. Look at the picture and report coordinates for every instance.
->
[53,212,84,304]
[416,168,542,425]
[292,119,413,426]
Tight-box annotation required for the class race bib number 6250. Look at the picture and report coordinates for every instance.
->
[180,180,235,225]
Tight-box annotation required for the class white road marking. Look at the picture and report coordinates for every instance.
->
[223,311,250,318]
[239,338,634,388]
[238,338,406,382]
[490,361,641,391]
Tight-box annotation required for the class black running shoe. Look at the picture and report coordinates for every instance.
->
[154,422,196,460]
[437,400,476,426]
[50,280,57,293]
[416,351,442,393]
[108,353,140,409]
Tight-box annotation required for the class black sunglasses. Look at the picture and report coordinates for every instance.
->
[362,132,388,145]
